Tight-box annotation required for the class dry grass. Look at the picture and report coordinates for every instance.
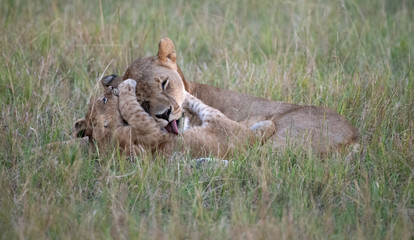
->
[1,0,413,239]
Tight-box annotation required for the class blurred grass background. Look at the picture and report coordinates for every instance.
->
[1,0,413,239]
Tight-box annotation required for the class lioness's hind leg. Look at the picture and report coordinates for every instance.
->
[250,121,276,143]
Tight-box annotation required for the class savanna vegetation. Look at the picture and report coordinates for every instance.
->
[1,0,413,239]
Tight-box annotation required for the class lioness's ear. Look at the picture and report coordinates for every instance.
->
[157,38,193,92]
[101,74,123,88]
[157,38,177,68]
[73,119,87,138]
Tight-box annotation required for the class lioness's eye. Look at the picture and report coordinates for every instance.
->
[102,97,108,104]
[161,77,169,91]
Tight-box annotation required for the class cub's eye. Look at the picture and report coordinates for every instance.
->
[102,97,108,104]
[161,77,169,91]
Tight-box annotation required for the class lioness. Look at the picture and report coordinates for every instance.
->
[102,38,359,153]
[73,79,275,158]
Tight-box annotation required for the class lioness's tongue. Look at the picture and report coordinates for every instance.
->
[164,120,179,135]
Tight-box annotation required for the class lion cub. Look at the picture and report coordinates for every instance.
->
[75,79,275,159]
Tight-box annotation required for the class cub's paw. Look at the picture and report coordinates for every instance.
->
[182,92,191,109]
[182,92,197,110]
[106,86,119,96]
[184,91,192,98]
[119,79,137,93]
[123,79,137,87]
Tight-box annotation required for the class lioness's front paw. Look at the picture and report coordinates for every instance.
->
[119,79,137,92]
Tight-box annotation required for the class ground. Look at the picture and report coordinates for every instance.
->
[0,0,413,239]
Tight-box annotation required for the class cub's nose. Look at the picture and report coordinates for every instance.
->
[155,106,172,121]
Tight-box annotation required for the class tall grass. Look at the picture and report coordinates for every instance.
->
[1,0,413,239]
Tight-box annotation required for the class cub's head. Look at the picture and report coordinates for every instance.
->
[101,38,188,134]
[73,86,122,148]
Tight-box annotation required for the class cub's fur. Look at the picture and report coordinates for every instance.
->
[74,79,275,159]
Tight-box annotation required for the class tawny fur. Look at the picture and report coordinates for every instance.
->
[101,37,359,153]
[75,79,275,159]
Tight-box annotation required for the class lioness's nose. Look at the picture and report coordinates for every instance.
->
[155,107,172,121]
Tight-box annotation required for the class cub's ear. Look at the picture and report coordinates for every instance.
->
[101,74,123,88]
[157,37,177,68]
[72,119,87,138]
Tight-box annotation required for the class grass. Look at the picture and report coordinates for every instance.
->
[1,0,413,239]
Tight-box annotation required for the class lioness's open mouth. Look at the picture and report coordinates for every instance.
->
[164,119,180,135]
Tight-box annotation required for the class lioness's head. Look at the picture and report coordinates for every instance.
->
[101,38,188,134]
[73,86,122,149]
